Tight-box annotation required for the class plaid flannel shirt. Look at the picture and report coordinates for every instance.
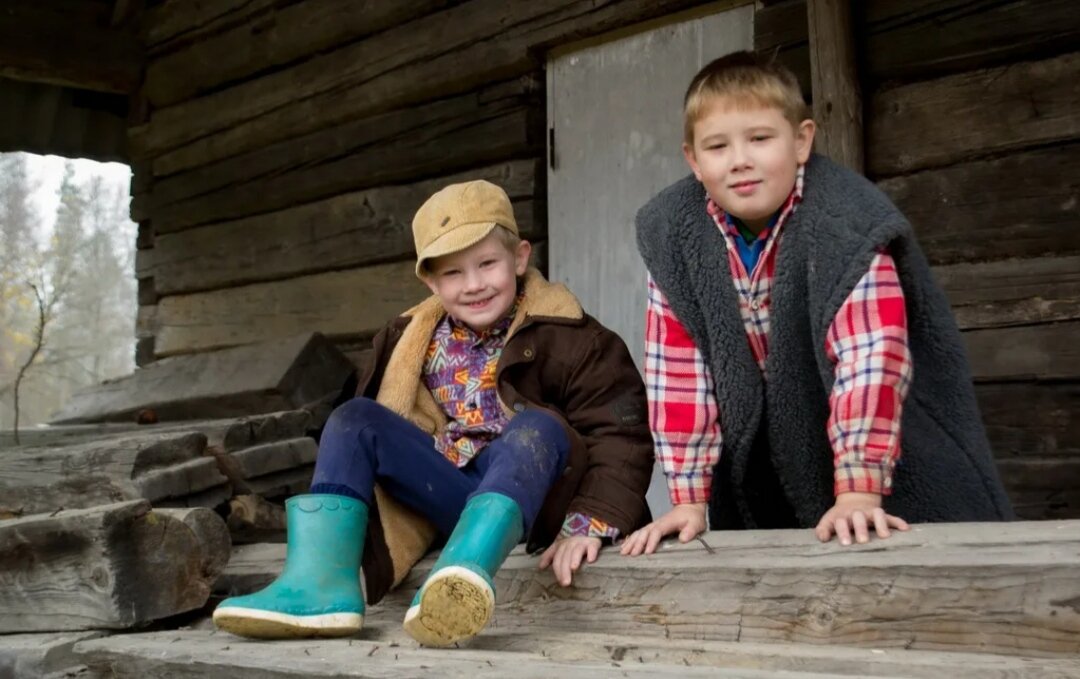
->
[645,166,913,505]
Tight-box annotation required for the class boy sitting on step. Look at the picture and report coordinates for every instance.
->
[214,179,654,647]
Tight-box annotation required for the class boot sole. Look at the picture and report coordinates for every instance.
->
[402,566,493,647]
[213,606,363,639]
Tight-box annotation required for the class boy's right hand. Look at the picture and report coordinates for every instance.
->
[619,503,707,556]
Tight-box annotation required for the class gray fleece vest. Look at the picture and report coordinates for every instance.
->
[636,154,1013,527]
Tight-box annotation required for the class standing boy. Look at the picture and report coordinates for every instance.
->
[214,180,654,646]
[624,51,1011,556]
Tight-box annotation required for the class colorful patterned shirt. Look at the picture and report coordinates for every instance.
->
[423,303,619,540]
[645,166,913,505]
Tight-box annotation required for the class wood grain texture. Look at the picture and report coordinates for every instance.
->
[0,501,230,633]
[868,51,1080,177]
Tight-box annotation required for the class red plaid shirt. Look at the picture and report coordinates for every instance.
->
[645,167,913,505]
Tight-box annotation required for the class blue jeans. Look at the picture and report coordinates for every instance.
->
[310,397,569,536]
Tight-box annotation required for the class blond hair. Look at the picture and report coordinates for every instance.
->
[683,51,809,145]
[417,225,521,274]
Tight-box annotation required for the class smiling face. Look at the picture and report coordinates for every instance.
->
[420,228,531,332]
[683,98,815,232]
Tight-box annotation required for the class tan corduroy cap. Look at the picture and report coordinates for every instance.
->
[413,180,518,277]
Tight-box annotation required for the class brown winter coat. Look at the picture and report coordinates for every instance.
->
[355,268,654,604]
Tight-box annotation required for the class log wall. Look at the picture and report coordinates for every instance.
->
[131,1,1080,518]
[758,0,1080,519]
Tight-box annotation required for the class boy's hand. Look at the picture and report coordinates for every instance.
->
[619,503,707,556]
[538,535,602,587]
[815,491,909,546]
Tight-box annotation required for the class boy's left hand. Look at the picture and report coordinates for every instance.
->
[815,491,909,546]
[538,535,602,587]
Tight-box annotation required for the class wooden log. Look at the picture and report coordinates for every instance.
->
[50,332,353,424]
[806,0,862,172]
[0,0,142,94]
[868,51,1080,177]
[152,262,428,357]
[145,0,456,107]
[136,0,708,168]
[997,459,1080,521]
[225,495,287,545]
[143,0,279,52]
[0,501,230,633]
[212,521,1080,657]
[229,438,318,479]
[0,631,107,679]
[934,256,1080,330]
[146,78,539,222]
[1008,488,1080,522]
[147,161,539,295]
[756,0,1080,95]
[244,465,315,500]
[878,144,1080,266]
[964,321,1080,382]
[71,629,1080,679]
[0,431,226,516]
[977,382,1080,459]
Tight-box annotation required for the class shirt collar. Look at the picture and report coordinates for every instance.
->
[445,292,522,342]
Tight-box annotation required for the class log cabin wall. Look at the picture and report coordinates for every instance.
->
[758,0,1080,520]
[130,0,724,368]
[131,0,1079,520]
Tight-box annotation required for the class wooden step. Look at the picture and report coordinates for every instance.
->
[69,628,1080,679]
[216,521,1080,658]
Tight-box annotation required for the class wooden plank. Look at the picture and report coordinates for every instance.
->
[229,438,317,478]
[152,262,428,357]
[71,629,1080,678]
[137,0,708,169]
[977,382,1080,458]
[145,0,456,107]
[806,0,862,171]
[0,0,142,94]
[934,256,1080,331]
[0,631,107,679]
[964,321,1080,382]
[212,521,1080,658]
[147,162,539,295]
[148,92,538,232]
[225,495,286,545]
[0,430,226,516]
[868,51,1080,177]
[1008,488,1080,522]
[756,0,1080,95]
[0,501,230,633]
[244,465,314,500]
[50,332,354,424]
[878,144,1080,266]
[998,459,1080,521]
[143,0,280,51]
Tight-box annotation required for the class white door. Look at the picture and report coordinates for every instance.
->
[547,4,753,517]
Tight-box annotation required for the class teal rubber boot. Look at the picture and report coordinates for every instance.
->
[403,492,524,646]
[213,494,367,639]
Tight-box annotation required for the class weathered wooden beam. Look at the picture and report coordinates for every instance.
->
[50,332,352,424]
[964,321,1080,382]
[878,143,1080,266]
[142,161,540,295]
[0,430,225,516]
[868,51,1080,177]
[70,629,1080,678]
[756,0,1080,95]
[152,262,428,357]
[978,382,1080,460]
[144,0,455,107]
[143,0,279,53]
[0,501,230,633]
[212,521,1080,658]
[139,81,539,231]
[0,631,108,679]
[935,255,1080,331]
[0,0,142,94]
[136,0,709,168]
[0,79,128,162]
[806,0,862,171]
